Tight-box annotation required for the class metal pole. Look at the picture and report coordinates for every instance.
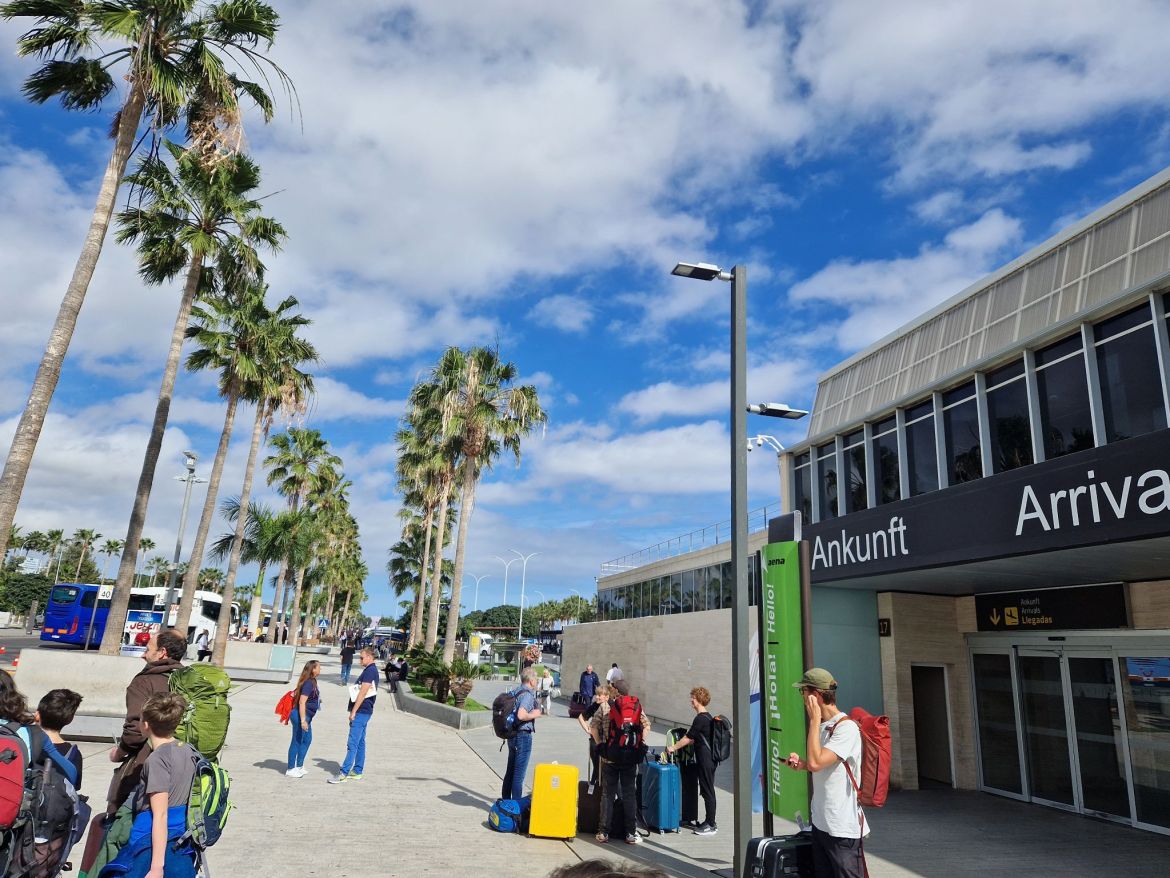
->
[162,459,198,625]
[730,265,751,877]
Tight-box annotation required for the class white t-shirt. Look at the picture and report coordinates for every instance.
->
[811,713,868,839]
[606,666,623,683]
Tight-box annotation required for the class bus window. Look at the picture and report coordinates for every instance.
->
[49,585,81,606]
[80,592,112,610]
[128,594,155,612]
[201,601,221,623]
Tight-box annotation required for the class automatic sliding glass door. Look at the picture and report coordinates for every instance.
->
[1067,656,1130,821]
[1017,652,1076,809]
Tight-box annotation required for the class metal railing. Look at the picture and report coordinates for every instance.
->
[599,503,779,577]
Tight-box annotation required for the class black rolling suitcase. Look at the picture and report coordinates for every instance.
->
[577,771,603,833]
[744,834,814,877]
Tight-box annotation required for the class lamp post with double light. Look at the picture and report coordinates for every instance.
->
[493,554,519,606]
[162,451,206,627]
[512,549,539,640]
[671,261,808,877]
[468,573,491,612]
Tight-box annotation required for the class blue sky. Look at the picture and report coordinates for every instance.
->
[3,1,1170,619]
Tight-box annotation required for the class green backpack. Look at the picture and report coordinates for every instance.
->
[169,665,232,760]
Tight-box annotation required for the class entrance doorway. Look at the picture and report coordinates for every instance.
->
[970,632,1170,835]
[911,664,953,787]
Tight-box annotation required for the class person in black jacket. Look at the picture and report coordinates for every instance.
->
[666,686,717,835]
[579,665,600,701]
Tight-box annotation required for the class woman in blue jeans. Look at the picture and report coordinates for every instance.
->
[287,659,321,777]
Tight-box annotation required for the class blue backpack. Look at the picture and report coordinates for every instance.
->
[489,799,523,833]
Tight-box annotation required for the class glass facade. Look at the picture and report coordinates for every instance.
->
[597,556,758,621]
[986,360,1033,473]
[872,416,899,505]
[799,298,1170,523]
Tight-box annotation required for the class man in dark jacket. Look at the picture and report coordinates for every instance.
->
[579,665,600,701]
[105,629,186,813]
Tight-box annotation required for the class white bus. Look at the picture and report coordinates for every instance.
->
[132,587,240,643]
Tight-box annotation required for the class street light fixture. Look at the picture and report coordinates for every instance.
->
[512,550,539,641]
[493,555,520,605]
[468,573,491,612]
[671,260,809,877]
[162,451,207,628]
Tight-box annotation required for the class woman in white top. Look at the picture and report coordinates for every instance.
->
[537,667,555,714]
[195,629,212,662]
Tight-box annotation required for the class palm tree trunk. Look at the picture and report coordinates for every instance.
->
[211,402,263,666]
[443,461,478,663]
[323,584,338,641]
[248,561,267,637]
[338,590,353,641]
[288,565,308,647]
[100,254,203,655]
[410,507,435,648]
[424,481,453,651]
[0,86,147,564]
[270,559,288,641]
[74,546,87,581]
[178,391,240,634]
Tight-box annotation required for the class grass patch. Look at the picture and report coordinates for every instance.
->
[407,686,488,712]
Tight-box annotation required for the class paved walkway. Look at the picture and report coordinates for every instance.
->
[57,655,1170,877]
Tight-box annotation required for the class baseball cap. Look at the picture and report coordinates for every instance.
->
[792,668,837,691]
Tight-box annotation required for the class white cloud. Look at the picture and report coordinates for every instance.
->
[789,209,1024,350]
[528,295,595,333]
[306,377,404,423]
[616,360,813,424]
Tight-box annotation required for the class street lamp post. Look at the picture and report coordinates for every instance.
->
[162,451,206,629]
[468,573,491,611]
[671,262,809,877]
[749,434,786,496]
[512,549,539,641]
[493,555,520,605]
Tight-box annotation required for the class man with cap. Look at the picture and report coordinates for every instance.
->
[786,668,868,878]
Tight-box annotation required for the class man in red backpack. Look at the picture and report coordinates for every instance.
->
[589,679,650,845]
[786,668,869,878]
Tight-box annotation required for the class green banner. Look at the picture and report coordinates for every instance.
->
[760,541,808,822]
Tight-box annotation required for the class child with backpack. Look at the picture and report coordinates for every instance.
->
[665,686,720,835]
[36,689,85,788]
[100,692,199,878]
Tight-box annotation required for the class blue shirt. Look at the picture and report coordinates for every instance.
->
[351,664,379,715]
[299,679,320,720]
[514,686,537,733]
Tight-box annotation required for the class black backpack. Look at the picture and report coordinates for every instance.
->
[708,714,732,764]
[1,727,91,878]
[492,687,522,740]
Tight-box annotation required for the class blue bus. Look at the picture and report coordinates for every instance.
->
[41,584,239,648]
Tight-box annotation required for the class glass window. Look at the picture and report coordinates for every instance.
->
[843,429,867,513]
[793,453,812,522]
[691,568,706,612]
[1035,336,1094,458]
[1094,305,1167,442]
[80,591,112,609]
[128,594,156,612]
[721,560,733,608]
[817,441,838,520]
[871,416,899,505]
[986,360,1033,473]
[905,401,938,496]
[641,580,653,617]
[1122,656,1170,829]
[972,654,1022,794]
[678,571,692,614]
[942,381,982,484]
[201,600,221,623]
[49,585,80,606]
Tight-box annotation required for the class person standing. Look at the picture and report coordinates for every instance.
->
[579,664,600,701]
[589,678,649,845]
[666,686,717,835]
[106,630,187,814]
[786,668,868,878]
[538,667,555,714]
[195,629,212,662]
[329,647,379,784]
[501,669,542,801]
[339,641,356,686]
[606,663,623,685]
[576,683,609,783]
[286,660,321,778]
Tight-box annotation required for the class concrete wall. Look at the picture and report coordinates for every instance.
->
[877,592,978,793]
[14,649,141,717]
[1130,580,1170,628]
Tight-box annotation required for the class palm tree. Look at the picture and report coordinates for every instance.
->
[422,347,546,663]
[0,0,292,564]
[175,285,311,634]
[146,555,168,588]
[136,537,156,584]
[263,428,340,647]
[99,539,124,581]
[44,529,64,582]
[197,568,224,593]
[100,146,285,655]
[5,525,21,563]
[71,529,101,581]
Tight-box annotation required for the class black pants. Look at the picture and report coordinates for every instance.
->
[811,824,867,878]
[197,649,212,662]
[600,761,637,837]
[695,751,717,827]
[588,740,600,785]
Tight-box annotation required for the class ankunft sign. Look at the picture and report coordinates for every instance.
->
[804,428,1170,583]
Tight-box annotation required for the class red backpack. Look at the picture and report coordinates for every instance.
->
[603,695,647,765]
[832,707,891,808]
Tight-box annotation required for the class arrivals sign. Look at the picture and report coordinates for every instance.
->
[975,583,1127,631]
[804,428,1170,583]
[758,542,808,822]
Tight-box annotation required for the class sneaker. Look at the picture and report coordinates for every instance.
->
[625,833,641,845]
[680,819,700,830]
[284,768,299,777]
[327,774,349,784]
[693,823,718,836]
[348,773,363,781]
[293,767,306,778]
[594,832,608,844]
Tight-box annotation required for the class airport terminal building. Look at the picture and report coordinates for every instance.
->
[565,167,1170,835]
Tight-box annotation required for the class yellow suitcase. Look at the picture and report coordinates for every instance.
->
[528,762,579,838]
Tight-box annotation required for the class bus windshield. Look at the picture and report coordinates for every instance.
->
[49,585,80,606]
